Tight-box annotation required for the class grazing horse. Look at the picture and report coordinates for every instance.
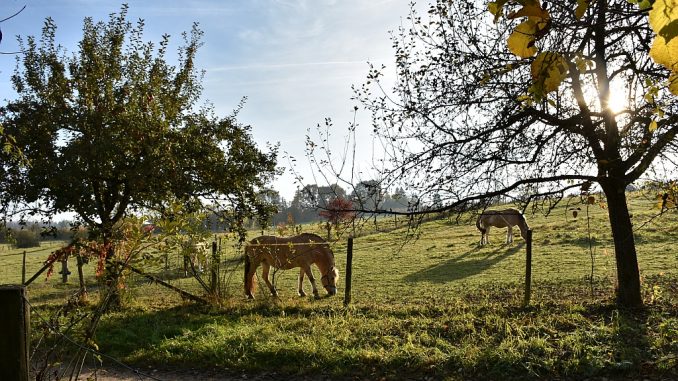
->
[244,233,339,299]
[182,241,210,277]
[476,208,530,245]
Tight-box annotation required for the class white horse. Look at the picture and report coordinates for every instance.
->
[476,208,530,245]
[182,240,210,276]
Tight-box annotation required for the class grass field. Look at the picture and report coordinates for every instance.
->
[2,193,677,380]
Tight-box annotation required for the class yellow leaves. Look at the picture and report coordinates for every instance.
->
[657,192,676,209]
[649,119,658,132]
[488,0,509,22]
[502,0,551,58]
[507,20,540,58]
[575,0,592,20]
[645,0,678,95]
[649,0,678,43]
[649,33,678,94]
[649,32,678,68]
[530,52,569,100]
[574,55,594,72]
[507,1,549,20]
[670,71,678,94]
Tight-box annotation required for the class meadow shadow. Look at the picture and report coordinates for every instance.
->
[404,244,524,283]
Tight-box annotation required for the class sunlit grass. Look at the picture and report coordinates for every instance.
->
[2,191,677,379]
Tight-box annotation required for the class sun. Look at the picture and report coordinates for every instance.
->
[606,80,628,114]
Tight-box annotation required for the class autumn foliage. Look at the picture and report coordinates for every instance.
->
[318,197,356,227]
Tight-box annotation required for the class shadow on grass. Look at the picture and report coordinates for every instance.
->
[404,244,524,283]
[29,274,677,381]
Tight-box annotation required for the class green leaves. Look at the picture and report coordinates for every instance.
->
[2,5,278,241]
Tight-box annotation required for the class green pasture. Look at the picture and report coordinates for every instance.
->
[1,193,677,380]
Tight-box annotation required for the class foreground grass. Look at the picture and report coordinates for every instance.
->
[91,277,677,380]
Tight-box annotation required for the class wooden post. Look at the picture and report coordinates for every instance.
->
[210,240,219,296]
[60,257,70,283]
[21,251,27,284]
[0,285,30,381]
[344,237,354,306]
[524,229,533,306]
[76,255,87,298]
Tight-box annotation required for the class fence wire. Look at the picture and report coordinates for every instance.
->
[25,295,164,381]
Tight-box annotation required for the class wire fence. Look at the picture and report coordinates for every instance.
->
[25,291,163,381]
[16,239,252,381]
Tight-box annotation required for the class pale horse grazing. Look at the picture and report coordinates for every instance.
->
[476,208,530,245]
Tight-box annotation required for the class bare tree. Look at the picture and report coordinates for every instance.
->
[349,1,678,308]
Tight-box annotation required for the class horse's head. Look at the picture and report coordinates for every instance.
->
[321,266,340,296]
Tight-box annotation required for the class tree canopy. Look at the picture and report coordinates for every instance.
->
[0,5,278,240]
[354,0,678,307]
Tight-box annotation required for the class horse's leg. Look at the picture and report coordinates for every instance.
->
[302,265,320,298]
[298,268,307,297]
[244,255,257,299]
[484,226,491,245]
[261,263,278,297]
[506,226,513,244]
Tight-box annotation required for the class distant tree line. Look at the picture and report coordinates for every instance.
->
[255,182,415,229]
[0,220,86,248]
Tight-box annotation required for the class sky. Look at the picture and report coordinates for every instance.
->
[0,0,426,201]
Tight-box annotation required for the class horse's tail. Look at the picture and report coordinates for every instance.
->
[244,248,257,298]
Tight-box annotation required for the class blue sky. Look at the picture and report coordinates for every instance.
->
[0,0,424,201]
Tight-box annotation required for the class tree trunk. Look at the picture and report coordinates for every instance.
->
[103,236,122,310]
[602,182,642,308]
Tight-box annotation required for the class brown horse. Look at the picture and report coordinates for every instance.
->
[244,233,339,299]
[476,208,530,245]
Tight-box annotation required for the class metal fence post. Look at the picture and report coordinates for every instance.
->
[0,285,30,381]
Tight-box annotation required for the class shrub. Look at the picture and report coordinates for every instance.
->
[13,229,41,248]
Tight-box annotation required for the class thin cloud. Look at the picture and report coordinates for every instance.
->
[208,60,370,72]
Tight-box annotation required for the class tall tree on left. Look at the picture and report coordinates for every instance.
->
[0,5,278,308]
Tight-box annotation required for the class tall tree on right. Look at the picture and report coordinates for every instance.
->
[355,0,678,308]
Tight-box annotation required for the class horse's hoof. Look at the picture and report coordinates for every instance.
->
[299,291,307,297]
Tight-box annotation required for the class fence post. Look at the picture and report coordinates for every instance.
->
[210,241,220,296]
[21,251,27,284]
[0,285,30,381]
[523,229,533,306]
[344,236,354,306]
[60,257,70,283]
[76,255,87,299]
